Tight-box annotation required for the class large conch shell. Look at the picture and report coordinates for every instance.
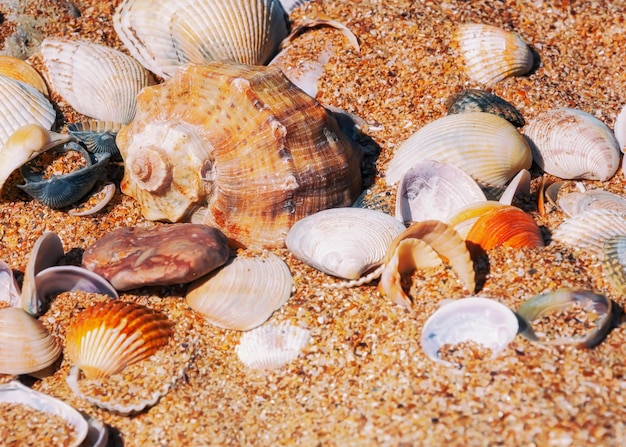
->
[117,61,362,249]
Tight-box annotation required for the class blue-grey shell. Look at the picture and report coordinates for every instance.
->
[446,89,525,127]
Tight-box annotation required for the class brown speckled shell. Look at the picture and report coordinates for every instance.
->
[117,61,362,249]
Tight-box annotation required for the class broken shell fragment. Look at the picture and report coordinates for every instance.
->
[446,89,525,127]
[421,297,519,366]
[602,236,626,296]
[186,253,293,331]
[236,322,311,370]
[68,182,117,217]
[557,188,626,217]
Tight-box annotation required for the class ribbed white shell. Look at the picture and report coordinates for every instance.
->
[113,0,289,79]
[186,253,293,331]
[455,23,534,86]
[236,322,310,370]
[552,209,626,257]
[558,189,626,217]
[524,108,621,181]
[386,112,532,187]
[41,38,155,124]
[286,207,407,280]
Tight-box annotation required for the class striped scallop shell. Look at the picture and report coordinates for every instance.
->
[602,236,626,296]
[551,209,626,258]
[65,301,173,379]
[454,23,534,86]
[524,108,621,181]
[236,322,311,370]
[0,307,62,376]
[0,55,48,96]
[286,207,407,280]
[41,38,155,124]
[186,253,293,331]
[113,0,289,79]
[385,112,532,187]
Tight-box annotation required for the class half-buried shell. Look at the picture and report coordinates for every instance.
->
[446,89,525,127]
[236,322,311,370]
[602,236,626,296]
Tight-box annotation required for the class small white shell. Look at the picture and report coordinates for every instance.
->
[385,112,532,187]
[524,108,621,181]
[186,253,293,331]
[236,322,311,370]
[558,189,626,217]
[454,23,534,86]
[614,103,626,150]
[0,260,21,308]
[551,209,626,257]
[286,207,407,280]
[421,297,519,366]
[498,169,531,205]
[395,160,486,224]
[41,38,155,124]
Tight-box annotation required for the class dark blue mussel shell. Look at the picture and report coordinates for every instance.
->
[67,120,122,162]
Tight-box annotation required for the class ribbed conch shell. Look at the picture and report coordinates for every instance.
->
[286,207,406,281]
[378,220,475,309]
[186,253,293,331]
[41,38,155,124]
[65,301,173,379]
[454,23,534,86]
[602,236,626,296]
[524,108,621,181]
[113,0,289,79]
[0,55,49,96]
[0,307,62,376]
[385,112,532,188]
[236,322,311,370]
[117,62,362,249]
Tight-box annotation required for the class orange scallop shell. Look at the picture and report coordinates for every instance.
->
[65,301,173,379]
[0,55,49,96]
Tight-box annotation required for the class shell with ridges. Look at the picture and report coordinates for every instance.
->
[186,253,293,331]
[236,322,311,370]
[385,112,532,187]
[558,189,626,217]
[0,55,48,96]
[117,62,362,249]
[454,23,534,86]
[524,108,621,181]
[286,207,406,281]
[41,38,155,124]
[67,120,123,161]
[65,301,173,379]
[446,89,525,127]
[113,0,289,79]
[602,236,626,296]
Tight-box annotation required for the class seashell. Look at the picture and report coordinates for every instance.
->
[385,112,532,188]
[113,0,289,79]
[446,89,525,127]
[0,307,62,375]
[557,189,626,217]
[0,260,21,308]
[524,108,621,181]
[602,236,626,296]
[0,381,91,447]
[395,160,486,224]
[465,205,544,255]
[186,253,293,331]
[35,266,118,304]
[0,124,71,193]
[517,288,613,348]
[445,200,505,240]
[117,61,362,249]
[68,182,117,217]
[286,207,406,281]
[454,23,534,86]
[18,142,111,209]
[236,322,311,370]
[41,38,155,124]
[421,297,519,366]
[0,55,49,96]
[614,103,626,150]
[551,209,626,258]
[0,75,56,151]
[65,301,173,380]
[498,169,531,206]
[378,220,475,309]
[67,120,123,161]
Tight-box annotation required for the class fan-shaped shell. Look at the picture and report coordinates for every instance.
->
[551,209,626,257]
[602,236,626,296]
[558,189,626,217]
[186,253,293,331]
[385,112,532,187]
[395,160,486,224]
[113,0,289,79]
[421,297,519,366]
[286,207,406,280]
[524,108,621,181]
[67,120,123,161]
[236,322,311,370]
[446,89,525,127]
[445,200,505,240]
[41,38,155,124]
[0,307,62,375]
[117,62,362,249]
[454,23,534,86]
[0,56,48,96]
[65,301,173,379]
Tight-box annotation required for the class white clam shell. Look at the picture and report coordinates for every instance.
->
[286,207,407,280]
[454,23,534,86]
[615,103,626,150]
[0,259,21,308]
[557,189,626,217]
[551,209,626,257]
[421,297,519,366]
[236,322,311,370]
[186,253,293,331]
[524,108,621,181]
[41,38,155,124]
[35,265,119,303]
[385,112,532,187]
[395,160,486,223]
[113,0,289,79]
